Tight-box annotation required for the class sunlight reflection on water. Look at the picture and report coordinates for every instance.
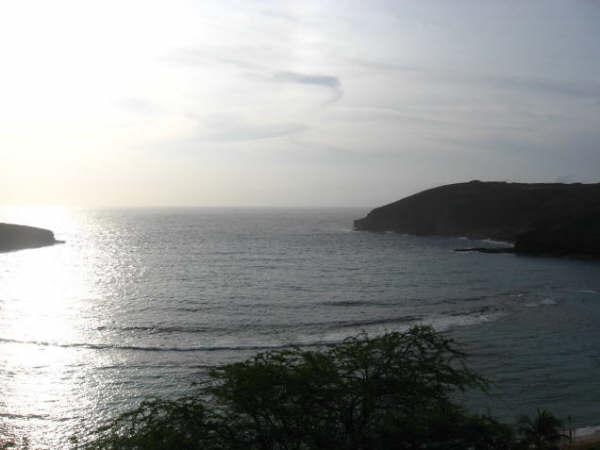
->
[0,207,119,445]
[1,206,600,448]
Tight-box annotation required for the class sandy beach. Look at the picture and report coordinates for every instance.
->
[565,431,600,449]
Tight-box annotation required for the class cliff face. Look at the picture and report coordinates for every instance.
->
[514,211,600,257]
[0,223,59,252]
[354,181,600,257]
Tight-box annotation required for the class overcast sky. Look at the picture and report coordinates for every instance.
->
[1,0,599,207]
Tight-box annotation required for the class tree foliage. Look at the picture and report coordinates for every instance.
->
[516,409,565,450]
[79,326,564,450]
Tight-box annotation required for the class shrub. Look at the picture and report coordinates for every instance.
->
[79,326,551,450]
[517,409,566,450]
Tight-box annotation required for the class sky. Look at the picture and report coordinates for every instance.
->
[1,0,600,207]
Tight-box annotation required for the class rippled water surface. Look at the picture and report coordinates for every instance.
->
[1,207,599,448]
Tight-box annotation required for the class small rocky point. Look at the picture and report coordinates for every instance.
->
[0,223,62,252]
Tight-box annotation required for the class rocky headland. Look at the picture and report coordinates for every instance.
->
[354,181,600,258]
[0,223,61,253]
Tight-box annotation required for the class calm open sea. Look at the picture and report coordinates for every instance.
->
[1,207,599,448]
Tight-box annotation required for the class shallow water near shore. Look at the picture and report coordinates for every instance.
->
[1,207,599,448]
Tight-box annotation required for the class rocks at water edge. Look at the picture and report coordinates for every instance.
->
[513,210,600,258]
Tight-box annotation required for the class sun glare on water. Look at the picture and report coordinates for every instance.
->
[0,206,113,445]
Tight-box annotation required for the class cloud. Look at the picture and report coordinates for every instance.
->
[350,58,421,74]
[272,71,340,89]
[167,46,343,103]
[354,57,600,100]
[481,75,600,100]
[168,50,341,91]
[117,98,164,115]
[203,121,308,141]
[166,48,263,71]
[329,106,457,126]
[259,9,299,23]
[145,119,309,155]
[272,71,343,103]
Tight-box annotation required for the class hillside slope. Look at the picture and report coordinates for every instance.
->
[354,181,600,257]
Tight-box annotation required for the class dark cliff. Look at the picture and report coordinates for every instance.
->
[0,223,60,252]
[514,211,600,257]
[354,181,600,257]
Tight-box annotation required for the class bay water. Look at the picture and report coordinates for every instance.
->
[1,207,599,448]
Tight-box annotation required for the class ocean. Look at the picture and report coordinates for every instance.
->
[1,207,599,448]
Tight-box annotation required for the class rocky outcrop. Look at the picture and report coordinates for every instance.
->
[513,211,600,258]
[354,181,600,258]
[0,223,61,252]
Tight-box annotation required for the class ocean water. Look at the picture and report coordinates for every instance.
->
[1,207,599,448]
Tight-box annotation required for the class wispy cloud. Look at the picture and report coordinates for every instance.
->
[168,45,344,104]
[259,9,300,24]
[117,97,164,116]
[350,58,421,73]
[272,71,340,89]
[203,121,308,141]
[272,71,343,103]
[354,57,600,101]
[166,48,263,71]
[167,47,343,104]
[481,74,600,100]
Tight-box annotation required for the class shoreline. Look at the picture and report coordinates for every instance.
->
[564,428,600,449]
[563,430,600,450]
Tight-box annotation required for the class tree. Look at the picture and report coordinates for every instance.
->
[80,326,531,450]
[517,409,565,450]
[77,397,217,450]
[207,326,497,449]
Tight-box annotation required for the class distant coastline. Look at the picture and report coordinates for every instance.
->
[354,181,600,259]
[0,223,61,252]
